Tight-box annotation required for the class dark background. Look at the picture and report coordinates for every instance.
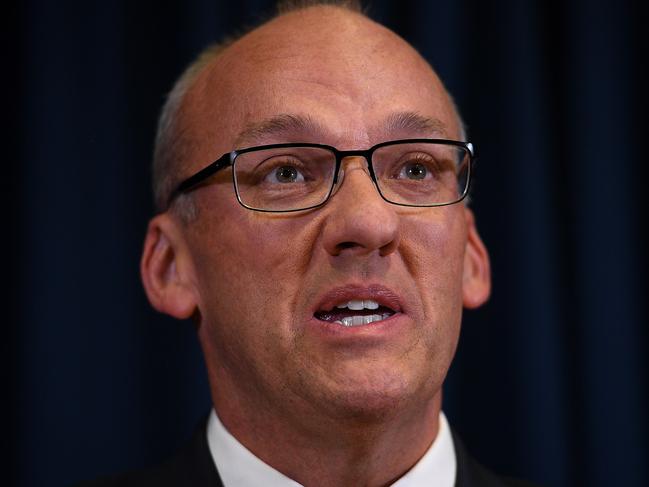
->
[6,0,648,486]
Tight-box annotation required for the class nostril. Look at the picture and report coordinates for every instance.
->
[338,242,357,250]
[332,241,359,255]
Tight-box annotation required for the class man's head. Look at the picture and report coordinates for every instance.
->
[141,0,490,438]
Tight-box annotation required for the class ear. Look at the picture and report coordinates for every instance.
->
[462,208,491,309]
[140,214,198,319]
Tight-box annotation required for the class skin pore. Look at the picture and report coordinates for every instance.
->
[141,6,490,487]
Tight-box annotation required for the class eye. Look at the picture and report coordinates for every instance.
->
[395,157,437,181]
[400,161,429,180]
[265,164,306,183]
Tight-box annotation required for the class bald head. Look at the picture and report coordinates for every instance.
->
[153,2,464,212]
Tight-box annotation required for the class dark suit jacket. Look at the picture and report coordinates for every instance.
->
[78,419,540,487]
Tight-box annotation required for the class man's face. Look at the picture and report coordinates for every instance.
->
[170,8,489,424]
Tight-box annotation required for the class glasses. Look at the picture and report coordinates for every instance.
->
[169,139,476,212]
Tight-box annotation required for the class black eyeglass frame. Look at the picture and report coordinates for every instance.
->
[168,138,476,213]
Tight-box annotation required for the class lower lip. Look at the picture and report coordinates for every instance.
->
[305,312,408,341]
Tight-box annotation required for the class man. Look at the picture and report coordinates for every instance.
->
[84,1,537,486]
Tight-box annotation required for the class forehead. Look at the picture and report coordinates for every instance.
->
[182,7,459,164]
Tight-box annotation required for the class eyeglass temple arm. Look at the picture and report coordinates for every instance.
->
[167,152,234,206]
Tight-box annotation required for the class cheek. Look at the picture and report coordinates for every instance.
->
[188,199,321,328]
[402,211,466,285]
[400,210,467,327]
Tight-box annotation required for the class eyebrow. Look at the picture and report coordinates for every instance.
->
[234,114,326,148]
[383,111,449,138]
[233,111,450,148]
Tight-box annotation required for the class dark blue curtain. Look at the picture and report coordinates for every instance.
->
[8,1,648,486]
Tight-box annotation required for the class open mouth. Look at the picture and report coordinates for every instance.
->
[314,299,397,327]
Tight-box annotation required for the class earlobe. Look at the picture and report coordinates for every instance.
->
[140,215,197,319]
[462,208,491,309]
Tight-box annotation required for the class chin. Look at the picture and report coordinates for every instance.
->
[299,367,435,423]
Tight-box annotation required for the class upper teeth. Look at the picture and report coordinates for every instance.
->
[336,299,380,310]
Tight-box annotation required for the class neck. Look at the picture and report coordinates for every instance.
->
[210,375,442,487]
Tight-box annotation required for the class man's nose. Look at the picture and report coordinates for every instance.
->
[321,157,400,257]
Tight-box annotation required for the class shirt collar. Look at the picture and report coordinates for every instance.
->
[206,409,456,487]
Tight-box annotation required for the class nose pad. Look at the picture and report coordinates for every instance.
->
[331,157,377,197]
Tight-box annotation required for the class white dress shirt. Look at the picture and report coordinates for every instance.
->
[206,409,456,487]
